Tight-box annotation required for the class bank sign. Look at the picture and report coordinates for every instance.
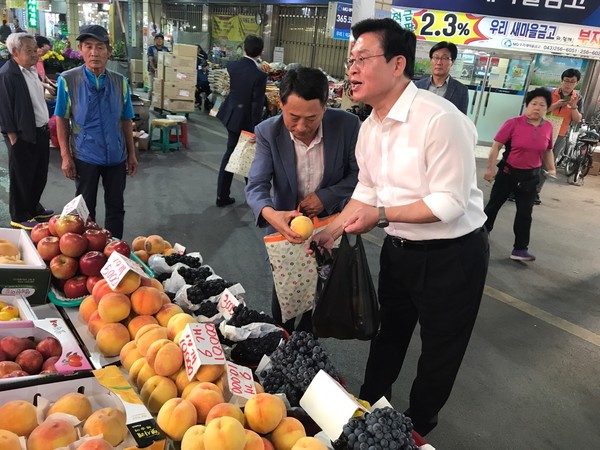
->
[392,7,600,59]
[393,0,599,28]
[327,1,352,40]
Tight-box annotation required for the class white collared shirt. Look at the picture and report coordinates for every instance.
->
[20,64,49,127]
[244,55,261,68]
[291,124,324,202]
[352,82,486,240]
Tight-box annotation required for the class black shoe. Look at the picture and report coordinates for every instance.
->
[216,197,235,207]
[534,196,541,205]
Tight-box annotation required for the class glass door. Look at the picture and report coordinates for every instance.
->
[451,49,535,143]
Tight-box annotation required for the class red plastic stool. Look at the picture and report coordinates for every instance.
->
[179,122,188,148]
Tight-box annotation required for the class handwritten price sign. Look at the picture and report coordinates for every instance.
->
[61,194,89,222]
[217,288,241,320]
[100,252,148,290]
[224,361,256,406]
[179,322,226,381]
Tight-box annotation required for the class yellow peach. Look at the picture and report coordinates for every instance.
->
[157,398,198,441]
[27,418,78,450]
[135,323,168,355]
[205,402,245,426]
[203,416,246,450]
[270,417,306,450]
[187,383,225,424]
[244,393,285,434]
[83,407,127,446]
[130,286,163,315]
[155,303,184,327]
[146,338,183,377]
[96,322,131,357]
[127,315,158,340]
[0,430,21,450]
[181,425,207,450]
[167,313,197,340]
[140,375,178,414]
[97,292,131,323]
[79,295,98,323]
[0,400,38,436]
[289,216,313,240]
[47,392,93,421]
[291,437,328,450]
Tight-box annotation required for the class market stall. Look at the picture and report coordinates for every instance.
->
[0,195,435,450]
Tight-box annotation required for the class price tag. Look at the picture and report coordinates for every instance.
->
[100,252,149,290]
[217,288,241,320]
[173,243,186,254]
[61,194,89,222]
[178,322,226,381]
[224,361,256,406]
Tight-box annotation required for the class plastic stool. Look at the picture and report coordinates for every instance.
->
[166,115,188,149]
[149,119,180,153]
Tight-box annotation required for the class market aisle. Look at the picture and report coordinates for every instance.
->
[0,108,599,449]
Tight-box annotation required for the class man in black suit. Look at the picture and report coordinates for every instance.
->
[0,33,53,230]
[414,41,469,115]
[216,34,267,207]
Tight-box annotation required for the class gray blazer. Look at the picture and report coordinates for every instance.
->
[245,108,360,234]
[414,75,469,115]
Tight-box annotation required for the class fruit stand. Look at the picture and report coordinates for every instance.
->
[0,196,435,450]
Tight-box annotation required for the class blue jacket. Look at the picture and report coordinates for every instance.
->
[59,66,130,166]
[246,108,360,234]
[414,75,469,115]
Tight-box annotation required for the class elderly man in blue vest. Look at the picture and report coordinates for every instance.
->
[55,25,137,239]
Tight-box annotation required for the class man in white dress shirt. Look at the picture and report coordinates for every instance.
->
[310,18,489,436]
[0,33,52,230]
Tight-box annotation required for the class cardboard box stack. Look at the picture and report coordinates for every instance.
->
[154,44,197,112]
[129,59,144,87]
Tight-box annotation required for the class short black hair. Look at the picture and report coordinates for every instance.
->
[429,41,457,61]
[561,68,581,81]
[243,34,264,58]
[525,87,552,107]
[35,36,51,49]
[351,18,416,79]
[279,67,329,106]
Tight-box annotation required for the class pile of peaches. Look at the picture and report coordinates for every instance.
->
[31,215,131,299]
[0,393,129,449]
[0,335,64,379]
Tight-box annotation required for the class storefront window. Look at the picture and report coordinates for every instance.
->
[79,3,109,30]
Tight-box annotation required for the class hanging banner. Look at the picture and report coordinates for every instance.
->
[212,15,261,43]
[392,1,599,28]
[392,7,600,59]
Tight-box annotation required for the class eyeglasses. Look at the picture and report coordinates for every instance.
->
[344,54,385,70]
[431,56,452,62]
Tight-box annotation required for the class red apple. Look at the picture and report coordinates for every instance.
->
[59,232,88,258]
[86,275,103,294]
[54,214,85,237]
[49,254,78,280]
[31,222,52,244]
[103,240,130,259]
[37,236,61,261]
[83,229,108,252]
[84,218,101,230]
[102,229,113,241]
[48,215,60,236]
[63,275,89,298]
[79,251,108,277]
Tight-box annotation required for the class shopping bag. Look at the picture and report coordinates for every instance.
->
[312,232,379,340]
[264,215,339,323]
[225,131,256,177]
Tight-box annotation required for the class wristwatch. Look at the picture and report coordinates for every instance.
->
[376,206,389,228]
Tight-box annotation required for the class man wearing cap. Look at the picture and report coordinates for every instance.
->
[147,33,169,103]
[0,32,54,230]
[54,25,137,239]
[414,41,469,115]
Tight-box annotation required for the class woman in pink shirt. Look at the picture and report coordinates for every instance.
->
[483,88,556,262]
[35,36,56,95]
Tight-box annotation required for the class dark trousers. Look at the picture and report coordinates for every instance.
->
[74,159,127,239]
[217,129,241,200]
[6,128,50,222]
[484,167,537,250]
[359,230,489,436]
[271,287,313,334]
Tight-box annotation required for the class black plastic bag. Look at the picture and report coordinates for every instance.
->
[312,232,380,340]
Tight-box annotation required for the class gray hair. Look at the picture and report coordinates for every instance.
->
[6,32,35,54]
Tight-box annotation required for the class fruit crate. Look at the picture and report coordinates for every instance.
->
[0,294,37,321]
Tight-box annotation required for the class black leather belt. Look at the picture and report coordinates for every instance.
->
[387,227,484,250]
[36,124,48,132]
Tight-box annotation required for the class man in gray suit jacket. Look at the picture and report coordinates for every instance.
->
[414,41,469,114]
[246,67,360,331]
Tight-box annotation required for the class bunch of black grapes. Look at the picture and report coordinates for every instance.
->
[231,330,285,366]
[332,407,417,450]
[227,304,276,327]
[260,331,340,406]
[193,300,219,318]
[164,253,203,268]
[187,279,234,304]
[177,266,213,285]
